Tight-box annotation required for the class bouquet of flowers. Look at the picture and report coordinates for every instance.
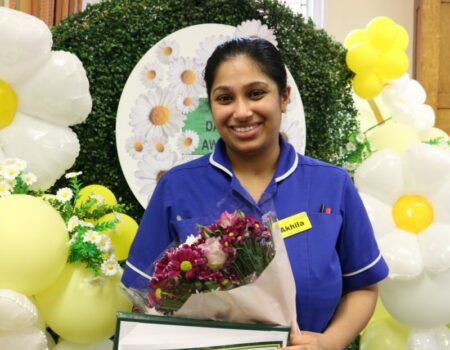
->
[127,209,297,328]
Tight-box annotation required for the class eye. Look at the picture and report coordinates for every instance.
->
[215,94,233,104]
[249,89,266,99]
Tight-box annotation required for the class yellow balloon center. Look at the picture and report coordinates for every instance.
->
[392,194,434,234]
[0,80,18,129]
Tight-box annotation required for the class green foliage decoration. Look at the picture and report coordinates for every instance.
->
[51,0,358,221]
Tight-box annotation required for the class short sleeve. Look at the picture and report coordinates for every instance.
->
[337,174,389,292]
[121,177,176,289]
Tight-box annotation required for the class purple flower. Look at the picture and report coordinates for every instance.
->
[166,244,206,280]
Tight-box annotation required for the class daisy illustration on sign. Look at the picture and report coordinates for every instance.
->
[116,22,306,207]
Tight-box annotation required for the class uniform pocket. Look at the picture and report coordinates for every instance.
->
[171,215,215,242]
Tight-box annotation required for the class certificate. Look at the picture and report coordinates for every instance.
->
[114,311,291,350]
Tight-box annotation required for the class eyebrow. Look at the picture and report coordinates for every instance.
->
[212,81,270,94]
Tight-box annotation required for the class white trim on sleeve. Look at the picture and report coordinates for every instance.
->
[126,261,152,280]
[342,253,382,277]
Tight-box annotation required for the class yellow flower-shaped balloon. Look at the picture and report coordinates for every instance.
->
[355,143,450,332]
[0,8,92,189]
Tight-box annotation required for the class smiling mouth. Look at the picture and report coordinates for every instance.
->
[231,124,260,132]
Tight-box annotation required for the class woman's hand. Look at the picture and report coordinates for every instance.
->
[281,331,335,350]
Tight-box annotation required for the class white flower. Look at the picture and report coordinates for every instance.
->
[355,143,450,329]
[356,133,366,144]
[125,133,148,160]
[176,94,199,115]
[97,234,112,252]
[83,230,101,244]
[185,234,200,245]
[369,144,377,152]
[280,116,304,152]
[140,61,163,89]
[0,181,11,197]
[21,172,37,185]
[168,57,204,97]
[90,193,104,205]
[88,276,106,286]
[0,8,91,190]
[176,130,199,154]
[135,151,180,201]
[56,187,73,202]
[101,258,120,276]
[2,165,19,181]
[195,34,231,67]
[67,216,80,232]
[65,171,82,179]
[67,231,79,246]
[145,134,170,159]
[113,212,124,224]
[156,40,180,64]
[129,88,185,139]
[234,19,278,47]
[346,142,356,152]
[2,158,27,171]
[79,220,94,228]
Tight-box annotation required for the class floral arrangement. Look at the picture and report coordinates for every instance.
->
[146,210,274,314]
[342,130,378,175]
[0,158,128,279]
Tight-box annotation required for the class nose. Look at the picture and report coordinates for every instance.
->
[233,97,252,120]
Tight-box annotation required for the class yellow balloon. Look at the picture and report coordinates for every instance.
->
[366,16,399,51]
[392,24,409,51]
[367,119,421,153]
[392,195,434,234]
[35,263,131,344]
[0,195,68,295]
[352,72,384,100]
[0,80,18,129]
[75,185,117,212]
[376,49,409,80]
[360,318,409,350]
[343,29,367,49]
[346,42,378,74]
[98,213,138,261]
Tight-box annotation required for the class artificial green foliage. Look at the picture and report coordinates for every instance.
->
[51,0,358,221]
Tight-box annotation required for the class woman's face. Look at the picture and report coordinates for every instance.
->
[210,55,290,159]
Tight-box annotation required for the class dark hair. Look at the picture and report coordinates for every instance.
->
[204,37,287,103]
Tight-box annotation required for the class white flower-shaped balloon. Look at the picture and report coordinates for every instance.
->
[355,143,450,333]
[0,8,92,190]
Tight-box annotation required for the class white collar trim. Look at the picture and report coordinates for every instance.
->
[209,152,233,177]
[275,153,299,182]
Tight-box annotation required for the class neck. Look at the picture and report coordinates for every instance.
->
[226,143,280,177]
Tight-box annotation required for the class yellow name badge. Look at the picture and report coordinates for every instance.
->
[275,212,312,238]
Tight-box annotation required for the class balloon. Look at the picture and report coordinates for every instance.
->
[343,29,367,49]
[376,49,409,79]
[392,195,433,234]
[360,318,409,350]
[420,127,449,142]
[54,339,113,350]
[418,224,450,274]
[75,184,117,212]
[0,80,17,128]
[407,327,450,350]
[366,16,399,51]
[0,326,48,350]
[392,24,409,51]
[35,263,132,344]
[346,42,378,74]
[352,72,384,99]
[359,193,396,240]
[0,289,38,331]
[0,195,68,295]
[97,213,138,261]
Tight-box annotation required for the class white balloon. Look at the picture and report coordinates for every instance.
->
[430,180,450,225]
[355,149,403,205]
[0,326,48,350]
[411,104,435,131]
[359,192,396,240]
[0,8,52,84]
[0,112,80,190]
[407,327,450,350]
[418,224,450,274]
[402,79,427,105]
[16,51,92,127]
[378,229,423,279]
[54,338,113,350]
[0,289,38,332]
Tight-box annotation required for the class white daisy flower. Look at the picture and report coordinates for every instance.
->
[56,187,73,202]
[129,88,185,139]
[195,34,231,67]
[185,234,200,245]
[280,116,304,152]
[125,133,148,160]
[356,133,366,144]
[88,276,106,286]
[176,130,200,154]
[21,172,37,185]
[67,215,80,232]
[83,230,101,244]
[0,181,11,197]
[146,134,171,160]
[176,94,199,115]
[234,19,278,47]
[79,220,94,228]
[97,234,112,252]
[140,61,163,89]
[2,165,19,181]
[65,171,82,179]
[67,231,79,246]
[168,57,204,97]
[156,40,180,64]
[135,151,180,201]
[369,144,377,152]
[3,158,27,171]
[113,212,124,224]
[0,8,91,190]
[346,142,357,152]
[101,258,120,276]
[90,193,104,205]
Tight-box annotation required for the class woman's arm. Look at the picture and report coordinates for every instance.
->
[285,283,378,350]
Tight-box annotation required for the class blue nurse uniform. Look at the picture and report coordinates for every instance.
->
[122,136,389,333]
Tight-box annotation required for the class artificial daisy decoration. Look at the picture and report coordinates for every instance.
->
[176,94,200,115]
[234,19,278,47]
[355,142,450,341]
[346,142,357,152]
[129,88,186,139]
[126,133,149,160]
[195,34,231,67]
[146,134,171,160]
[140,61,164,89]
[176,130,200,154]
[56,187,73,202]
[168,57,204,97]
[0,8,91,190]
[156,40,180,64]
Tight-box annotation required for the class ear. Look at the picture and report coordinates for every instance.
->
[280,85,291,113]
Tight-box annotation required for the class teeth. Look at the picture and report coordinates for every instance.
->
[234,125,257,132]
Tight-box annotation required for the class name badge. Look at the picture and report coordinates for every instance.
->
[275,212,312,238]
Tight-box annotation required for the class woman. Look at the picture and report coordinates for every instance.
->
[122,38,388,349]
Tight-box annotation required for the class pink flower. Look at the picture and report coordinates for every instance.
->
[216,211,239,228]
[199,237,228,270]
